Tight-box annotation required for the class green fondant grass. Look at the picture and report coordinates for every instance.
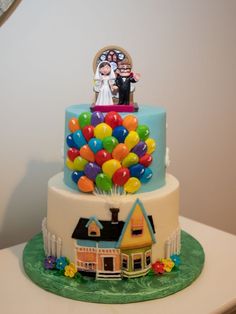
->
[23,231,204,304]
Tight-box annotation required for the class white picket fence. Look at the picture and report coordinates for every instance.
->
[42,217,62,257]
[165,227,181,258]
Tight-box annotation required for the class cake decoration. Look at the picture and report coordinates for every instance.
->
[66,111,156,194]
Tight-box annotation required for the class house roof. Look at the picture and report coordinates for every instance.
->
[72,218,125,242]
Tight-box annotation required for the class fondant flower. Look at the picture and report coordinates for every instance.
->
[44,256,56,270]
[56,256,69,270]
[161,258,175,272]
[152,260,165,274]
[64,263,77,278]
[170,254,181,267]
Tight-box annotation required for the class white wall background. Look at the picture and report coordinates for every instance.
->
[0,0,235,248]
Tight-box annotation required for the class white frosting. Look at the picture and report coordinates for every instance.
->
[46,172,180,263]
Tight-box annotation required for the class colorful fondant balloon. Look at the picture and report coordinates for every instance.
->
[68,117,80,133]
[129,164,145,178]
[124,131,140,150]
[67,147,80,161]
[112,126,129,143]
[102,159,121,178]
[91,111,104,126]
[66,158,75,170]
[78,176,94,192]
[131,141,147,157]
[146,138,156,154]
[104,111,123,129]
[73,130,87,149]
[139,153,153,167]
[122,115,138,131]
[102,136,118,153]
[72,171,84,184]
[95,173,112,192]
[112,167,130,186]
[124,177,141,193]
[73,156,88,171]
[78,112,91,129]
[136,125,150,141]
[88,138,103,153]
[84,162,101,181]
[95,149,112,166]
[82,125,94,142]
[66,134,77,148]
[94,123,112,140]
[122,152,139,168]
[112,143,129,161]
[140,167,153,183]
[80,145,95,162]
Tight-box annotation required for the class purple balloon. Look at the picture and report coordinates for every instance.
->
[84,162,101,181]
[91,111,104,126]
[131,141,147,157]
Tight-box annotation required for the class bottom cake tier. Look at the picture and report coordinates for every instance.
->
[44,172,180,279]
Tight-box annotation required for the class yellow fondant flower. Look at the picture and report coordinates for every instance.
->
[64,263,77,278]
[161,258,175,272]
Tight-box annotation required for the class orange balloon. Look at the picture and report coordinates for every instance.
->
[112,143,129,161]
[68,117,80,133]
[122,115,138,131]
[77,176,94,192]
[80,145,95,162]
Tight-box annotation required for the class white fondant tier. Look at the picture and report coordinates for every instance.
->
[46,172,180,263]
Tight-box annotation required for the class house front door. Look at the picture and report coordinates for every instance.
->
[103,257,114,271]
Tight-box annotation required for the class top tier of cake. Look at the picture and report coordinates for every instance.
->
[64,104,166,194]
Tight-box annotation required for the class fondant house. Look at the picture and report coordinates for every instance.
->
[72,199,156,279]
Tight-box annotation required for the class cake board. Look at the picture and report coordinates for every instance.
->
[23,230,205,304]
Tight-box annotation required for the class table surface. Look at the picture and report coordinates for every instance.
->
[1,216,236,314]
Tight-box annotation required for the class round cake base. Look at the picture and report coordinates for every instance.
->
[23,231,204,304]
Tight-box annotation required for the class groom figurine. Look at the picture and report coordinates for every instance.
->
[114,59,140,105]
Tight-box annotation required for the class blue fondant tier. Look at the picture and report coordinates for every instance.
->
[64,104,166,193]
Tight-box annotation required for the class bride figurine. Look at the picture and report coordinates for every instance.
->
[94,61,116,105]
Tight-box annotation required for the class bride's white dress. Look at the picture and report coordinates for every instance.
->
[95,76,113,105]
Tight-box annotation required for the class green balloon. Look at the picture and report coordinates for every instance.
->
[78,112,91,129]
[136,125,150,141]
[95,173,112,192]
[102,136,118,153]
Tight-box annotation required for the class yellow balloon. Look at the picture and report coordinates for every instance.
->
[145,138,156,154]
[122,152,139,168]
[124,177,141,193]
[94,123,112,140]
[73,156,88,171]
[102,159,121,178]
[66,158,75,170]
[124,131,140,150]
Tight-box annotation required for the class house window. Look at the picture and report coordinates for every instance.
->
[133,254,142,271]
[88,222,100,237]
[145,251,151,267]
[122,254,129,270]
[131,218,144,236]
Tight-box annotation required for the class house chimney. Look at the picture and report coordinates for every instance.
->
[109,208,120,224]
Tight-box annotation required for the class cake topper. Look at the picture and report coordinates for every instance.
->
[91,45,140,112]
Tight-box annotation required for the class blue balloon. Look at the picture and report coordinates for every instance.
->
[140,167,153,183]
[88,138,103,153]
[112,126,128,143]
[91,111,104,126]
[131,141,147,157]
[72,171,84,184]
[129,164,145,178]
[66,134,77,148]
[72,130,86,149]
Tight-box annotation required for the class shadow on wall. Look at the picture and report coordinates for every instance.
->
[0,159,62,249]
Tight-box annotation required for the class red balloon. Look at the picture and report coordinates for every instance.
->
[95,149,112,166]
[67,147,80,161]
[104,111,123,129]
[112,167,130,186]
[139,154,153,167]
[82,125,94,142]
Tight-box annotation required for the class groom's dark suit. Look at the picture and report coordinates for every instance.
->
[115,74,136,105]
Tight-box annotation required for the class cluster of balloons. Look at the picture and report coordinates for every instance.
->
[66,111,156,194]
